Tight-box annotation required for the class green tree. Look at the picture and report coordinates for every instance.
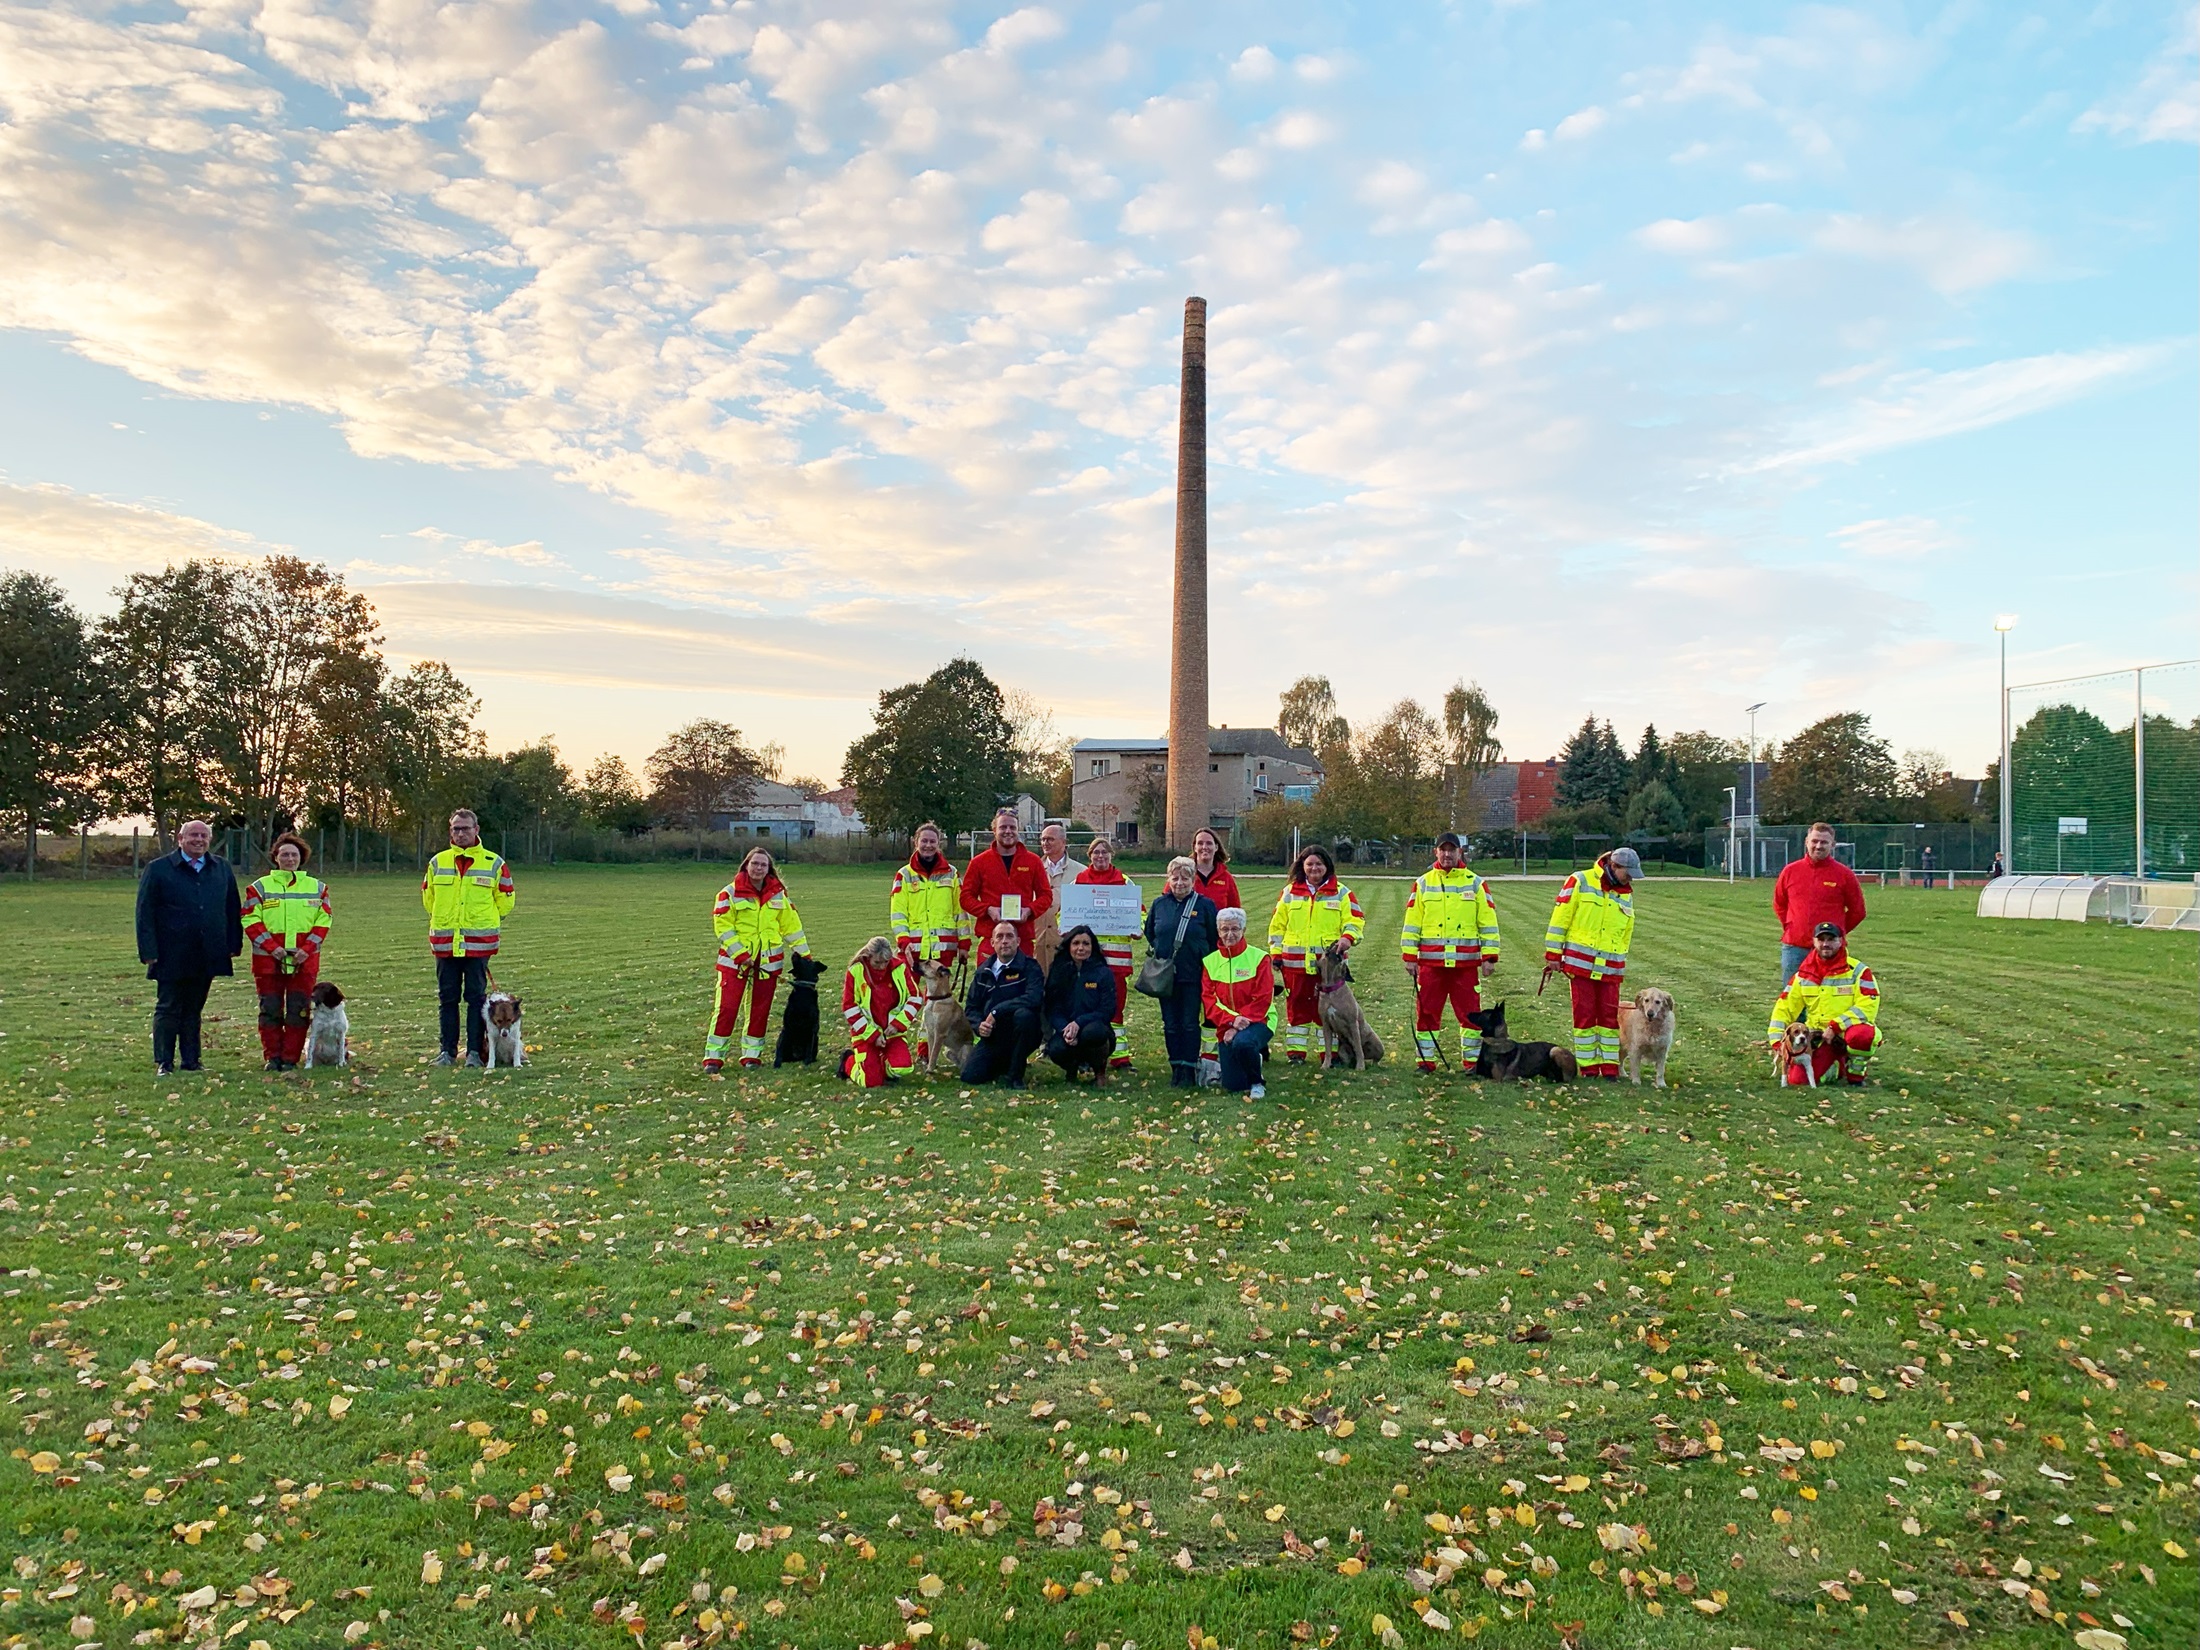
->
[0,572,105,872]
[1762,712,1897,823]
[501,739,582,829]
[647,719,762,835]
[1631,725,1672,792]
[1665,730,1746,831]
[1556,716,1629,810]
[1349,698,1448,840]
[1277,676,1350,753]
[1624,778,1686,836]
[841,658,1015,835]
[302,647,388,833]
[581,754,653,835]
[1441,680,1503,830]
[1004,687,1071,814]
[380,659,484,840]
[1133,761,1168,846]
[96,561,245,843]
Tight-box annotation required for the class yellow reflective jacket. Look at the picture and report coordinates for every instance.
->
[422,845,515,958]
[1267,876,1366,969]
[889,856,971,966]
[1400,866,1501,967]
[713,872,809,975]
[1768,953,1881,1041]
[1543,862,1632,980]
[241,870,331,961]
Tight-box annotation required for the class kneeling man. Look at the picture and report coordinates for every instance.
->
[963,921,1044,1088]
[1768,921,1881,1087]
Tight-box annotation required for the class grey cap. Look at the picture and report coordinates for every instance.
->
[1607,847,1643,877]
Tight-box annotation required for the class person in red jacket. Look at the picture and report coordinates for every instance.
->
[959,810,1052,962]
[1772,822,1867,985]
[1191,827,1241,914]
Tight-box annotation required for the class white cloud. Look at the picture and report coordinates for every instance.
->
[1813,213,2039,295]
[1830,515,1955,558]
[1267,109,1335,150]
[1552,104,1607,141]
[984,7,1064,54]
[1636,216,1727,255]
[1753,345,2181,471]
[0,480,273,568]
[1228,45,1276,83]
[2076,8,2199,144]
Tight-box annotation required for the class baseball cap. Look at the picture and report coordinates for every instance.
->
[1436,832,1462,851]
[1812,920,1843,940]
[1607,846,1642,877]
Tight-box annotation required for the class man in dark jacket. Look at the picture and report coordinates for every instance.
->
[135,819,243,1075]
[962,920,1044,1087]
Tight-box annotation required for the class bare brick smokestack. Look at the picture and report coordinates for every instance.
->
[1166,296,1207,851]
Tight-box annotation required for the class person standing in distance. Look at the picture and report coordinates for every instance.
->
[136,819,243,1076]
[239,832,331,1071]
[1771,822,1867,986]
[422,809,515,1066]
[1543,845,1638,1080]
[1033,822,1084,974]
[1400,832,1500,1073]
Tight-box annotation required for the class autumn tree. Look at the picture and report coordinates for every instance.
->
[581,753,652,834]
[648,719,762,835]
[1277,675,1350,754]
[841,658,1014,835]
[1441,680,1503,830]
[96,561,244,844]
[1763,712,1897,823]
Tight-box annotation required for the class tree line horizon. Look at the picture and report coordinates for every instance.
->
[5,557,2152,858]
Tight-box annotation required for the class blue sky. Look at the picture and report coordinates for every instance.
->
[1,0,2192,778]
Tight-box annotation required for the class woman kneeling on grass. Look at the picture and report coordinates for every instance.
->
[1044,924,1117,1085]
[840,936,921,1087]
[1202,907,1275,1098]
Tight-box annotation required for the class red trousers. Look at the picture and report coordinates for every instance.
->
[848,1034,914,1088]
[1414,963,1481,1030]
[1786,1023,1877,1085]
[707,968,777,1064]
[253,956,318,1063]
[1568,973,1622,1077]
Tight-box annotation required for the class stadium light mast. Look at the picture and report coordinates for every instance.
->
[1744,702,1766,879]
[1995,617,2017,875]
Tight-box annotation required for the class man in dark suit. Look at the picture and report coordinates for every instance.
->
[136,819,243,1075]
[961,920,1044,1088]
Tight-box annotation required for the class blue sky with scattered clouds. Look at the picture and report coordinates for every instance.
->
[2,0,2192,776]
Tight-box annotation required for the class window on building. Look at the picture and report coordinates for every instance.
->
[1209,763,1219,773]
[1089,759,1106,778]
[1255,773,1268,792]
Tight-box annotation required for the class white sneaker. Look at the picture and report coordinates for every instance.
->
[1248,1083,1266,1100]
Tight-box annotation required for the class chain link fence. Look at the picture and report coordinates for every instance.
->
[2009,660,2198,878]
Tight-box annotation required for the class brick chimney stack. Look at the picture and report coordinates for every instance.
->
[1166,296,1208,851]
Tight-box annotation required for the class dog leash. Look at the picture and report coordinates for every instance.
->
[1536,964,1555,997]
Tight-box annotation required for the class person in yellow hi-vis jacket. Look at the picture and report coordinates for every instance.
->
[705,846,811,1073]
[1768,921,1881,1086]
[1542,846,1637,1079]
[422,808,515,1066]
[1267,845,1365,1063]
[1400,832,1500,1073]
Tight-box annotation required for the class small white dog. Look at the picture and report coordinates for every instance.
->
[301,982,350,1069]
[484,989,526,1070]
[1619,987,1676,1088]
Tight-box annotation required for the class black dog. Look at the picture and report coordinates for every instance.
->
[1467,1001,1578,1082]
[773,954,825,1066]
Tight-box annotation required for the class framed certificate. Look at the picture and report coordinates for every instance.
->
[999,893,1025,921]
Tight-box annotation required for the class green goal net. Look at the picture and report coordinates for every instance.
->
[2008,660,2198,877]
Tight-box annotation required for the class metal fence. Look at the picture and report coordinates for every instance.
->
[1705,822,2001,878]
[2007,660,2197,878]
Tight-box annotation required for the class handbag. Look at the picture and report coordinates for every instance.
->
[1134,898,1199,997]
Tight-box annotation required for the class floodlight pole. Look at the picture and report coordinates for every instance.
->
[2133,666,2145,879]
[1744,702,1766,879]
[1995,619,2016,875]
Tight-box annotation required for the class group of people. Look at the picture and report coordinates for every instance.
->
[132,806,1881,1093]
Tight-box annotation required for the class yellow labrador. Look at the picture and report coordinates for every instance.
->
[1618,988,1675,1088]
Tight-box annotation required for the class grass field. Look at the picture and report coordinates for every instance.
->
[0,863,2192,1650]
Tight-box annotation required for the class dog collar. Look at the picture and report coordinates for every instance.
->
[1318,980,1352,994]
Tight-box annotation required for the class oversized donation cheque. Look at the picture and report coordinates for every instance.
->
[1057,881,1143,938]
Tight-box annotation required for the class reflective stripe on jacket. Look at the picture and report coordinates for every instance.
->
[1768,953,1880,1041]
[1543,863,1632,980]
[1399,866,1500,966]
[889,859,970,966]
[1267,878,1365,970]
[843,961,920,1043]
[713,874,809,975]
[241,871,331,958]
[422,846,515,958]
